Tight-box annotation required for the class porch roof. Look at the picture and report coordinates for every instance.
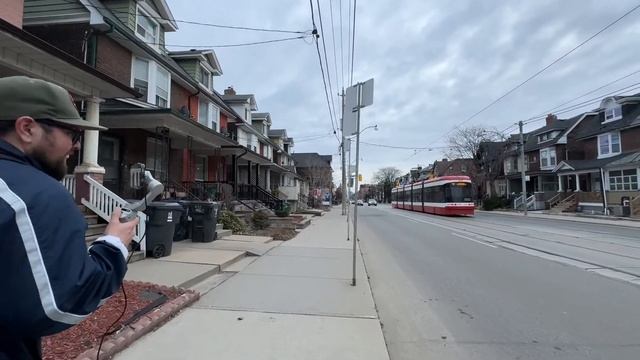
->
[553,152,635,173]
[220,145,274,166]
[0,18,138,98]
[99,108,237,152]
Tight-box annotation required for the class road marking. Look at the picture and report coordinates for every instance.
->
[451,232,497,248]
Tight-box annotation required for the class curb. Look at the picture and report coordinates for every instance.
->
[74,283,200,360]
[476,210,640,227]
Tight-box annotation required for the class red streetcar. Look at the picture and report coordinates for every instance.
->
[391,176,474,216]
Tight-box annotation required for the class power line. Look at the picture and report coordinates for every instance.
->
[339,0,345,90]
[316,0,340,129]
[161,36,310,48]
[347,0,352,86]
[329,0,341,95]
[360,141,450,150]
[349,0,357,86]
[58,0,308,34]
[310,0,340,144]
[419,2,640,150]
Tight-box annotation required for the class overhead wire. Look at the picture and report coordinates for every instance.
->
[328,0,342,95]
[310,0,341,144]
[339,0,345,90]
[316,0,340,130]
[349,0,357,86]
[416,2,640,153]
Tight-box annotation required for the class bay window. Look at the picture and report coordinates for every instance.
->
[609,169,638,191]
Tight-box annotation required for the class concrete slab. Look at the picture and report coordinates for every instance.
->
[222,256,259,272]
[158,247,245,268]
[243,252,367,280]
[125,260,218,288]
[195,273,377,318]
[268,245,357,259]
[176,240,276,256]
[115,309,389,360]
[221,234,273,243]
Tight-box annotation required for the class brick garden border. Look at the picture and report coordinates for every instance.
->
[74,284,200,360]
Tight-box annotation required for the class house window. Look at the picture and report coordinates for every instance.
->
[155,67,169,107]
[136,7,158,46]
[198,99,209,126]
[132,57,170,108]
[540,147,556,169]
[133,58,149,99]
[604,106,622,123]
[598,132,621,158]
[199,66,211,90]
[609,169,638,191]
[195,155,208,181]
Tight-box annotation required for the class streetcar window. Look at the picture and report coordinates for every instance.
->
[446,183,472,202]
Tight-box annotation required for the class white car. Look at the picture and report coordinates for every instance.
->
[367,199,377,206]
[357,200,364,206]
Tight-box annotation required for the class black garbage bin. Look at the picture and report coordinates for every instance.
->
[173,201,192,241]
[180,201,220,242]
[145,202,183,258]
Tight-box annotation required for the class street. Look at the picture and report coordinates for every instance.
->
[356,204,640,360]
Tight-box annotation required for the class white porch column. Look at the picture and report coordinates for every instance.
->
[75,97,105,174]
[575,174,581,191]
[558,175,563,192]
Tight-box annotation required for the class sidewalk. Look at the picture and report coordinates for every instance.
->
[115,208,390,360]
[477,209,640,228]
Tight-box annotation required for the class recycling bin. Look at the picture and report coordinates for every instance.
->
[145,202,183,258]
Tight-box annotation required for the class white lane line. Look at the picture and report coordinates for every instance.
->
[451,232,497,248]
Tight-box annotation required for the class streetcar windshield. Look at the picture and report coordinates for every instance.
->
[446,182,472,203]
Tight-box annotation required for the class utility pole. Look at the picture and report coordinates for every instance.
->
[347,138,351,242]
[340,89,347,216]
[519,120,527,216]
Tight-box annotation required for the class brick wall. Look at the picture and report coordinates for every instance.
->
[95,35,131,85]
[25,23,90,60]
[621,126,640,153]
[170,81,191,117]
[583,138,598,160]
[0,0,23,28]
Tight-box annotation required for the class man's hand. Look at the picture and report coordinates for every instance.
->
[104,207,139,248]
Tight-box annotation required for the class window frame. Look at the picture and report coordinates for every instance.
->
[604,105,622,123]
[199,65,211,90]
[608,168,638,191]
[135,6,159,48]
[131,56,171,108]
[539,147,557,169]
[598,132,622,158]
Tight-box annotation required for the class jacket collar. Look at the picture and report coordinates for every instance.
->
[0,138,44,171]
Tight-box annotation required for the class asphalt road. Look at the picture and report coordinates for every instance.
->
[356,204,640,360]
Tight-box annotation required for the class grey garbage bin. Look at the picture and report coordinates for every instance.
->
[621,196,631,217]
[182,201,220,242]
[145,202,183,258]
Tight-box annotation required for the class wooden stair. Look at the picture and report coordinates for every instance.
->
[549,194,577,214]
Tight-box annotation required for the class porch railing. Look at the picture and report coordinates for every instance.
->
[548,192,568,208]
[62,174,76,198]
[236,183,284,210]
[631,195,640,218]
[82,175,147,251]
[513,194,535,210]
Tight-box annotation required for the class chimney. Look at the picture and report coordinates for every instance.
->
[224,86,236,96]
[0,0,24,28]
[545,113,557,126]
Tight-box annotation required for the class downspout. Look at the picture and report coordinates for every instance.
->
[600,167,608,215]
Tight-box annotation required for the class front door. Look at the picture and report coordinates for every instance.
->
[98,135,120,193]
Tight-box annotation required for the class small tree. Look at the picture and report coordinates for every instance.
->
[373,167,401,203]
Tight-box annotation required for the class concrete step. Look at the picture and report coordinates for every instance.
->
[85,234,102,247]
[222,255,257,273]
[217,229,233,238]
[295,218,312,229]
[128,251,145,263]
[85,223,107,237]
[216,223,224,231]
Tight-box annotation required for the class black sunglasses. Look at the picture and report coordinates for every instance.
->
[36,119,83,144]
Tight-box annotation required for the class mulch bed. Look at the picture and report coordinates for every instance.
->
[244,227,299,240]
[42,281,184,360]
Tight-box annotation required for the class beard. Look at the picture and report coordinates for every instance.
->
[29,145,68,181]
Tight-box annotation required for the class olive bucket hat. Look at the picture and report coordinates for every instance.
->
[0,76,106,131]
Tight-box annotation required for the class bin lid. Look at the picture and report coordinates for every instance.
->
[148,202,184,210]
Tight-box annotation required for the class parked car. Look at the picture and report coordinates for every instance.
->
[357,200,364,206]
[367,199,377,206]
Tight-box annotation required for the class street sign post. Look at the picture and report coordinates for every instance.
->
[347,78,374,287]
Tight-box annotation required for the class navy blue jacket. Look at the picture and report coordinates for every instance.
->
[0,140,127,359]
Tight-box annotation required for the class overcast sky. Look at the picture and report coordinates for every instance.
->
[165,0,640,184]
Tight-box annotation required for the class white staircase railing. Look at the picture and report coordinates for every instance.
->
[513,194,535,210]
[525,195,535,210]
[82,175,147,252]
[61,175,76,198]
